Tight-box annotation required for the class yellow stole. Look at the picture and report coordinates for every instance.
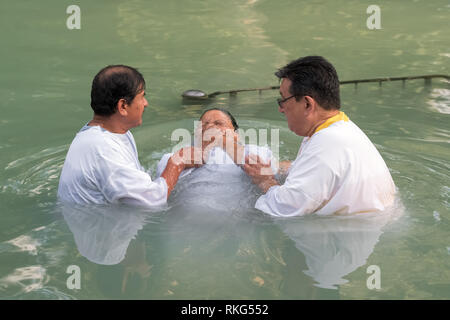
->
[314,111,349,134]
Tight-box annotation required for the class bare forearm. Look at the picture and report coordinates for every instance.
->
[160,158,184,199]
[258,177,279,193]
[279,160,291,175]
[242,154,279,193]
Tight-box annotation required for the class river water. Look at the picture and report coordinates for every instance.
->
[0,0,449,299]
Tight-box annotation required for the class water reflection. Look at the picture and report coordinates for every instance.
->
[59,164,403,298]
[275,210,396,290]
[58,134,404,297]
[61,203,167,297]
[61,204,156,266]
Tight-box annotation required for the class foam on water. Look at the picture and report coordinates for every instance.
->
[427,87,450,114]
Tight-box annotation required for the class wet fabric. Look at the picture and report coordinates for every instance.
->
[156,145,278,211]
[58,125,167,208]
[255,120,396,217]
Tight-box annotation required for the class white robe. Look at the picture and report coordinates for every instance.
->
[156,144,277,179]
[58,125,167,208]
[156,145,278,212]
[255,120,396,217]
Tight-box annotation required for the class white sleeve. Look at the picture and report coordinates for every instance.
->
[156,153,173,178]
[96,149,168,208]
[255,142,334,217]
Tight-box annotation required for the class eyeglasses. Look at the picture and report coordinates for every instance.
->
[277,95,296,108]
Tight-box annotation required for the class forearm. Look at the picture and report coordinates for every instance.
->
[160,158,184,199]
[258,176,279,193]
[278,160,291,175]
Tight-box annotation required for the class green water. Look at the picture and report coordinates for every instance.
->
[0,0,449,299]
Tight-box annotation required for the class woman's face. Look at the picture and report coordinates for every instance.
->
[199,110,236,149]
[200,110,235,133]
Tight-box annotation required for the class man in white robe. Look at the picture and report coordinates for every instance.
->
[243,56,396,217]
[58,65,197,208]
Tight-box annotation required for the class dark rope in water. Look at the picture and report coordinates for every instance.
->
[182,74,449,100]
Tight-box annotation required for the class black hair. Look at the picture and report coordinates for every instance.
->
[200,108,239,131]
[275,56,341,110]
[90,65,146,116]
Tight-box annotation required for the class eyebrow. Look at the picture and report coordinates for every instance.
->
[202,119,226,123]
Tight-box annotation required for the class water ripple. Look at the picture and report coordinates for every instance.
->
[427,88,450,114]
[0,266,48,297]
[1,145,68,197]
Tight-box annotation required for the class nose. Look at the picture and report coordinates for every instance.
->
[144,97,149,108]
[278,105,284,113]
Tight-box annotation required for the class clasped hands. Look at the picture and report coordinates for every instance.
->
[169,127,279,192]
[170,127,242,169]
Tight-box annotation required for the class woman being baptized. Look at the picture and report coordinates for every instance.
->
[155,108,278,212]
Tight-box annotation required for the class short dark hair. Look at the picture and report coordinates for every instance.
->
[90,65,146,116]
[275,56,340,110]
[200,108,239,131]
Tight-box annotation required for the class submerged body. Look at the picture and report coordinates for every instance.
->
[157,145,277,211]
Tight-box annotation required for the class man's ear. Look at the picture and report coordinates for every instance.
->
[304,96,315,110]
[116,98,128,116]
[304,96,317,117]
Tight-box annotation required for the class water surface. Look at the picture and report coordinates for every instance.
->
[0,0,449,299]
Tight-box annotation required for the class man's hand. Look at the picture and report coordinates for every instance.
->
[242,154,279,193]
[201,127,245,164]
[161,146,203,199]
[278,160,292,176]
[171,146,203,169]
[224,129,245,165]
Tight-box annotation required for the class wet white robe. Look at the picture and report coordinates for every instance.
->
[156,145,278,211]
[58,125,167,208]
[255,117,396,217]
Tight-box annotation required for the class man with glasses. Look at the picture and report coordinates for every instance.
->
[242,56,396,217]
